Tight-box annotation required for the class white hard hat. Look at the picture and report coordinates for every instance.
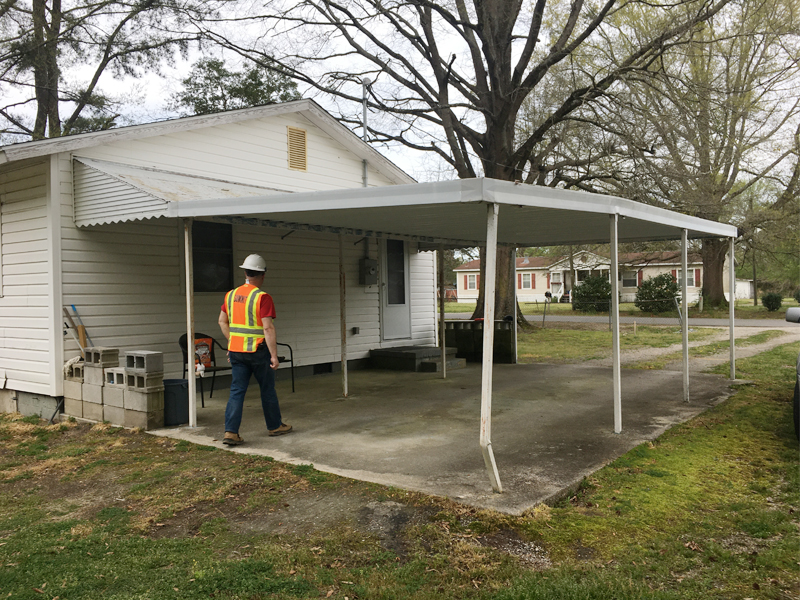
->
[239,254,266,272]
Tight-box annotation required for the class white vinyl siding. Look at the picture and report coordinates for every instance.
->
[75,114,395,194]
[59,219,436,377]
[0,158,52,393]
[409,248,436,345]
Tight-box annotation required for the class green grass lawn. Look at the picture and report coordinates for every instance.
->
[445,297,799,320]
[1,342,798,599]
[516,325,724,363]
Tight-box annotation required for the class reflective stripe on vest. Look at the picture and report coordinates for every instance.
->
[225,284,266,352]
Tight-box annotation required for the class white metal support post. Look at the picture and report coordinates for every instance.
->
[513,249,518,364]
[480,203,503,493]
[183,218,197,428]
[609,214,622,434]
[729,236,736,379]
[681,229,690,402]
[339,234,348,397]
[438,245,447,379]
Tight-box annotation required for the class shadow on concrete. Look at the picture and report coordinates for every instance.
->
[151,363,734,515]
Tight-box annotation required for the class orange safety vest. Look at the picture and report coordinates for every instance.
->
[224,284,266,352]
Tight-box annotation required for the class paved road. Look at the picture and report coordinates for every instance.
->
[445,313,798,328]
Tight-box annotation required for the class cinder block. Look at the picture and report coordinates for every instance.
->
[63,379,82,400]
[67,362,84,380]
[123,388,164,412]
[103,386,124,408]
[105,367,126,388]
[82,383,103,404]
[125,351,164,373]
[124,409,164,430]
[64,397,82,418]
[84,365,105,386]
[125,372,164,391]
[82,401,103,422]
[85,347,119,368]
[103,405,125,427]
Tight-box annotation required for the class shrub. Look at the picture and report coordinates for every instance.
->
[572,275,612,312]
[635,273,679,313]
[794,288,800,304]
[761,292,782,312]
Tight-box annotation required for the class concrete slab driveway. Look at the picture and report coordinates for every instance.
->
[152,364,733,515]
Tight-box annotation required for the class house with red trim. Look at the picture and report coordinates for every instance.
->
[454,250,706,303]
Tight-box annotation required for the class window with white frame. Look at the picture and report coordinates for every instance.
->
[551,272,562,283]
[678,271,695,287]
[521,273,532,289]
[622,270,637,287]
[467,274,477,290]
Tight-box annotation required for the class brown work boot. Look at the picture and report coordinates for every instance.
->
[268,423,292,436]
[222,432,244,446]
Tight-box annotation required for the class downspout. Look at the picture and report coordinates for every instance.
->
[439,244,446,379]
[339,234,348,398]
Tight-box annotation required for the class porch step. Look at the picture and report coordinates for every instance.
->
[369,346,461,372]
[418,357,467,373]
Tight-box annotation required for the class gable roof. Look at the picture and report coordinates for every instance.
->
[0,99,414,186]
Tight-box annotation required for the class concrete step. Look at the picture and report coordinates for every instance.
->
[370,346,458,372]
[418,357,467,373]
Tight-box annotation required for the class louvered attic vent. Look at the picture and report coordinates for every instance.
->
[287,126,307,171]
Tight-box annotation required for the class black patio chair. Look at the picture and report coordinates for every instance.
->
[179,333,295,407]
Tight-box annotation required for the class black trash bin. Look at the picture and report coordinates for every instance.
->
[163,379,189,426]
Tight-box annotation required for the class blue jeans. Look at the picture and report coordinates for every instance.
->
[224,344,282,433]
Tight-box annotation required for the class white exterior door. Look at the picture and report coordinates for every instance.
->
[381,239,412,340]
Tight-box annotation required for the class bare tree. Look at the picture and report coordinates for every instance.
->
[0,0,217,140]
[595,0,799,306]
[202,0,733,319]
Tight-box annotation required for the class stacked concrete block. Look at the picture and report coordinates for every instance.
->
[81,347,120,423]
[63,363,84,419]
[102,367,125,424]
[123,351,164,429]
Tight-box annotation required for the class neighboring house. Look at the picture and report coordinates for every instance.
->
[455,250,709,303]
[0,99,437,411]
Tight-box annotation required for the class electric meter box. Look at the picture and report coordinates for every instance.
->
[359,258,378,285]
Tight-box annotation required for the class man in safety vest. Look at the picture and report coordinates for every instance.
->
[218,254,292,445]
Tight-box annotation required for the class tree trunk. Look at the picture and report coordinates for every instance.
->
[701,238,729,308]
[471,246,520,322]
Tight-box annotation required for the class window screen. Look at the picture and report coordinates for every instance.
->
[192,221,233,293]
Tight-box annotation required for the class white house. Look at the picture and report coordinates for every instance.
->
[0,100,438,414]
[455,250,707,303]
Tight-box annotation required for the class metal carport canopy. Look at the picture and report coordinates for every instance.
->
[165,178,737,245]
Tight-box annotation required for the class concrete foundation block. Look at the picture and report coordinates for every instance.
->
[103,405,125,427]
[0,390,16,413]
[125,351,164,373]
[103,386,124,408]
[84,365,105,386]
[85,347,120,368]
[124,388,164,412]
[105,367,126,388]
[64,397,82,418]
[67,363,84,380]
[124,409,164,430]
[125,372,164,391]
[82,383,103,404]
[63,379,82,400]
[16,391,59,419]
[82,401,103,422]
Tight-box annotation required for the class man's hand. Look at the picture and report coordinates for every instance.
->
[270,356,279,370]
